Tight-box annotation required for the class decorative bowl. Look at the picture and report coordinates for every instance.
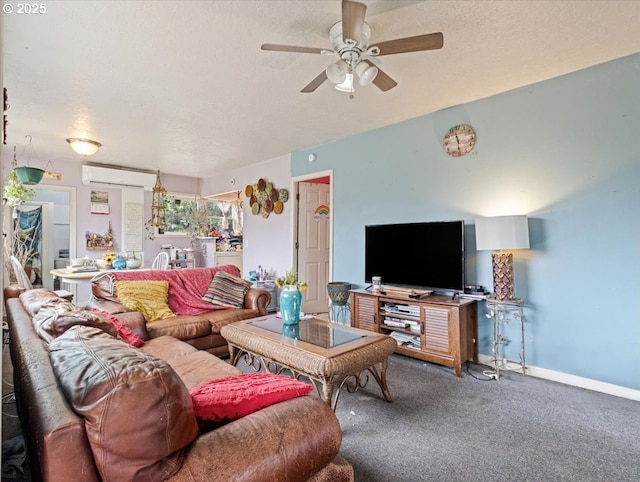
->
[327,282,351,306]
[126,258,142,269]
[95,259,108,269]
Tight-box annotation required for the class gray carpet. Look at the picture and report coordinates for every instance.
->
[323,355,640,482]
[4,345,639,481]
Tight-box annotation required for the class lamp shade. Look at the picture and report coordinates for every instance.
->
[335,73,354,92]
[355,62,378,86]
[475,215,530,251]
[326,60,347,84]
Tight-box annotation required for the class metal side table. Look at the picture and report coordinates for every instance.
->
[486,297,526,379]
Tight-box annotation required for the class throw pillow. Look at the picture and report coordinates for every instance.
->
[201,270,252,308]
[50,326,198,481]
[189,372,313,424]
[91,308,145,348]
[31,300,118,343]
[115,280,175,322]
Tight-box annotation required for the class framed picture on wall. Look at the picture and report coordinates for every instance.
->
[90,190,109,203]
[90,190,110,214]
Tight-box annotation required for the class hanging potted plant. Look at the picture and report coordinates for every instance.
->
[14,166,45,185]
[13,138,45,185]
[3,160,35,207]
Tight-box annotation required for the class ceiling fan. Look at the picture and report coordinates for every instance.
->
[261,0,443,97]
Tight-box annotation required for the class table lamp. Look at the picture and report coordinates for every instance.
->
[475,215,530,300]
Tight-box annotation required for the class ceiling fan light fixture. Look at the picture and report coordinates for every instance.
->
[355,62,378,86]
[335,73,354,93]
[326,60,348,84]
[66,138,102,156]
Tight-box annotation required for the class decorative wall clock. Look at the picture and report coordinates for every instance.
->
[443,124,476,157]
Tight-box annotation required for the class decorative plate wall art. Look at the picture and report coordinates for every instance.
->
[245,178,289,218]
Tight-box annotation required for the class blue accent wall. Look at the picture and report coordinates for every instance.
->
[292,54,640,390]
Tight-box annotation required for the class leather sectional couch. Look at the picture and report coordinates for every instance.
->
[87,265,271,357]
[4,288,354,481]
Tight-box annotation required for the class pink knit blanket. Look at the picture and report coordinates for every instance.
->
[112,265,240,315]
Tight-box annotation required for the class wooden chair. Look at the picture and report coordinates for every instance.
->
[151,252,170,270]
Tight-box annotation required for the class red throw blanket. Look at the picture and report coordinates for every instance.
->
[112,266,240,315]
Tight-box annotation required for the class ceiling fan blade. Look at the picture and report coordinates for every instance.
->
[301,71,328,93]
[365,61,397,92]
[261,44,325,54]
[373,32,444,56]
[342,0,367,43]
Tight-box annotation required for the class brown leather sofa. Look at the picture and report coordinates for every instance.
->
[87,266,271,357]
[4,288,354,481]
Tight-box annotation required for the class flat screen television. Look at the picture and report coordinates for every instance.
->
[365,221,465,292]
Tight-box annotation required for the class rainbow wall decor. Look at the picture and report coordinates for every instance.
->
[313,204,330,221]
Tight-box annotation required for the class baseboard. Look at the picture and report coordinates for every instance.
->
[477,354,640,402]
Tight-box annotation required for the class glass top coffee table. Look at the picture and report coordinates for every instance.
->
[221,316,397,410]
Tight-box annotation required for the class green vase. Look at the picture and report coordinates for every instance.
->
[280,286,302,325]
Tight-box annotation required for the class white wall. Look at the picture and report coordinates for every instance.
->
[201,153,293,279]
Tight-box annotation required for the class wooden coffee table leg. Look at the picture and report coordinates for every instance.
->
[367,358,393,403]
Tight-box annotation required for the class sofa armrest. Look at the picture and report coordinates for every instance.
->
[87,299,149,341]
[86,298,130,315]
[244,288,270,315]
[113,311,150,341]
[3,285,22,302]
[168,396,342,482]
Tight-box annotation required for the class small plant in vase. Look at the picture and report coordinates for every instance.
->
[275,269,307,326]
[126,250,142,269]
[274,269,308,291]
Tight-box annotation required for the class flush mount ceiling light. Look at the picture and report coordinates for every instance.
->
[66,138,102,156]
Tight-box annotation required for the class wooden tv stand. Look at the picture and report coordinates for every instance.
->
[349,289,478,377]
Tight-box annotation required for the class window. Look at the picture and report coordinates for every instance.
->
[157,195,242,238]
[161,196,196,235]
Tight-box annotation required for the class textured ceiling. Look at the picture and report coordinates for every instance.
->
[3,1,639,178]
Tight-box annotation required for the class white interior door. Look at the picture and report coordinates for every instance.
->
[297,182,330,314]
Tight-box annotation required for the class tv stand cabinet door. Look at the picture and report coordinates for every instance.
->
[423,302,478,377]
[350,292,378,332]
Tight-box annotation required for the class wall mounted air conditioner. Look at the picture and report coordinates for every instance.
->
[82,165,156,190]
